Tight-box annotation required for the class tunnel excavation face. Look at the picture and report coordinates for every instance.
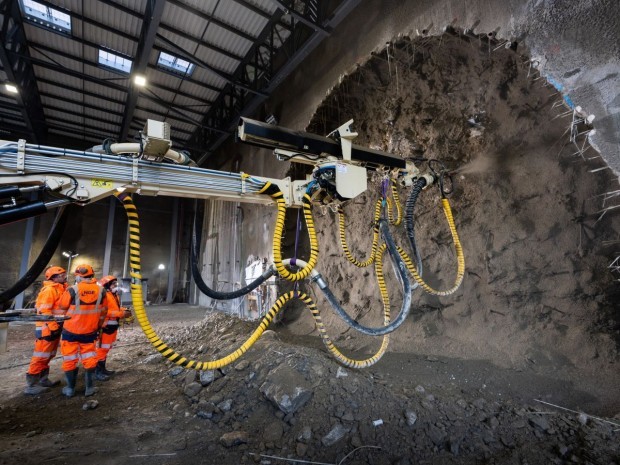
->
[297,33,620,372]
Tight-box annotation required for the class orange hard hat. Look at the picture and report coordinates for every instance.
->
[74,264,94,277]
[99,275,118,288]
[45,266,66,280]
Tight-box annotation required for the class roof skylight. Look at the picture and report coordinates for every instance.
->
[157,52,195,76]
[98,49,133,74]
[20,0,71,33]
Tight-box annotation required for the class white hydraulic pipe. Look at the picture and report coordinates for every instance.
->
[89,143,194,166]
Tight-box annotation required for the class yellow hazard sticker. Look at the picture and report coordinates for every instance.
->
[91,179,113,188]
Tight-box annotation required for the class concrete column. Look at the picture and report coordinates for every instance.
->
[14,213,35,309]
[166,198,178,303]
[102,197,116,277]
[0,322,7,354]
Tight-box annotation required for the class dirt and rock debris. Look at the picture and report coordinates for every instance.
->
[1,32,619,465]
[0,308,618,465]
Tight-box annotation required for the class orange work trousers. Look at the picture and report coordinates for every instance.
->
[27,337,59,375]
[60,339,98,371]
[96,327,118,362]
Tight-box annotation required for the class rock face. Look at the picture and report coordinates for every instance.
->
[260,362,314,415]
[291,33,620,378]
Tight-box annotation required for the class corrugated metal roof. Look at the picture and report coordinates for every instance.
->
[89,2,142,39]
[179,73,224,99]
[82,23,136,57]
[5,0,358,153]
[34,65,83,88]
[82,81,127,103]
[193,45,239,76]
[213,1,267,40]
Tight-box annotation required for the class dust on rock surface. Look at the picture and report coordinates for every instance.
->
[1,33,620,465]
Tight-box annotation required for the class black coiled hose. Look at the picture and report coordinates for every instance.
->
[314,219,413,336]
[190,200,275,300]
[405,177,427,276]
[0,205,72,305]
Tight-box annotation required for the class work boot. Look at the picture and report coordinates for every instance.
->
[62,369,78,397]
[38,368,60,388]
[84,369,98,396]
[99,360,115,376]
[24,373,50,395]
[95,362,110,382]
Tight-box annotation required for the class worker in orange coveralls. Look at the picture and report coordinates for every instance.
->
[95,275,131,381]
[24,266,68,395]
[58,264,107,397]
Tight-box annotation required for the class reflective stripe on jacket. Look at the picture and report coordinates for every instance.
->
[34,280,67,336]
[103,292,125,327]
[59,279,107,335]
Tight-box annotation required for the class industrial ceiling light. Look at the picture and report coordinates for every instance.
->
[158,264,165,270]
[5,83,18,94]
[62,250,79,273]
[134,75,147,87]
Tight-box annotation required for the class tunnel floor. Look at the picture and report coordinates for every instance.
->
[0,304,617,465]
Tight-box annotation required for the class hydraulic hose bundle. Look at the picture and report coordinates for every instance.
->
[0,205,72,305]
[258,181,318,281]
[187,166,464,369]
[316,219,413,336]
[119,189,392,370]
[116,191,296,370]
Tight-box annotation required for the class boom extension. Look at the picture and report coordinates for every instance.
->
[0,118,429,224]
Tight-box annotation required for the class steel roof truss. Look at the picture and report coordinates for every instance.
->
[0,0,47,142]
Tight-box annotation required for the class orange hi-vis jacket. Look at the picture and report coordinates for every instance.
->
[59,279,107,337]
[103,292,126,328]
[34,280,67,338]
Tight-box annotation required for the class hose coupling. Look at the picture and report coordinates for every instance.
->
[421,173,435,188]
[262,265,276,279]
[311,273,328,290]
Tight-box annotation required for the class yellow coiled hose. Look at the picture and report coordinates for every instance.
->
[338,199,381,267]
[259,182,318,281]
[338,180,402,267]
[386,181,403,226]
[116,191,387,369]
[116,191,292,370]
[398,198,465,295]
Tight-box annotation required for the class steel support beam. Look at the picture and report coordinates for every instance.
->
[119,0,166,141]
[0,0,47,142]
[192,0,362,165]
